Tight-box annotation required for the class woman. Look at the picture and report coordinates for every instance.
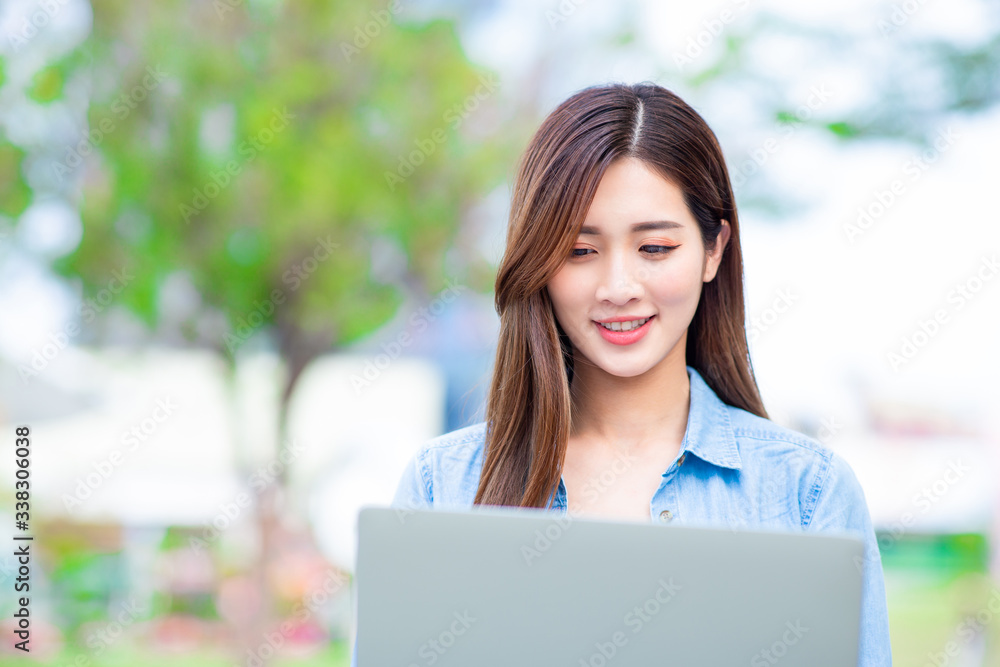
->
[389,82,892,665]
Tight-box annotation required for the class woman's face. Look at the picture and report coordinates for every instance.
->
[546,157,729,379]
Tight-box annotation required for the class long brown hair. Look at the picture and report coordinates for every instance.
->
[474,82,767,509]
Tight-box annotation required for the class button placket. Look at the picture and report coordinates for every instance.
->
[652,460,681,524]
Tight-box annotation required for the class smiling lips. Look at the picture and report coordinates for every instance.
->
[597,316,652,332]
[594,315,655,345]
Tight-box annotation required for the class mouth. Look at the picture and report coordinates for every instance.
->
[593,315,655,345]
[596,316,653,332]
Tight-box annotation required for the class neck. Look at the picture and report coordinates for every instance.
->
[568,350,691,452]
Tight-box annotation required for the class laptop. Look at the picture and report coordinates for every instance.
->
[353,505,864,666]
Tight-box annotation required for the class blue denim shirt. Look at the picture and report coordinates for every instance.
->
[354,366,892,666]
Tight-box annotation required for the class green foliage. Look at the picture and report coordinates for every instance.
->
[879,532,990,574]
[47,549,128,637]
[825,121,857,139]
[0,144,30,217]
[32,0,509,371]
[28,65,65,103]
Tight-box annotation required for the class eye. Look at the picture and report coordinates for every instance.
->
[641,244,679,255]
[570,247,594,257]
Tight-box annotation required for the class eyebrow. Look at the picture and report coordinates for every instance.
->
[578,220,683,235]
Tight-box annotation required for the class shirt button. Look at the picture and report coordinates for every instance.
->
[659,510,673,522]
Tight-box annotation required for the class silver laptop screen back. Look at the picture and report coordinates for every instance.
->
[356,506,863,667]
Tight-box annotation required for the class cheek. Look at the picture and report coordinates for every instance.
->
[547,269,587,311]
[546,273,578,331]
[647,260,704,308]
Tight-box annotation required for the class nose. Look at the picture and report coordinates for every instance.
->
[594,252,644,305]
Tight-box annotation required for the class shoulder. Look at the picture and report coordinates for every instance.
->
[417,421,488,464]
[724,405,865,529]
[726,405,830,461]
[395,421,488,508]
[424,420,488,449]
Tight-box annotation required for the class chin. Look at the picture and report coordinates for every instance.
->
[593,358,660,379]
[606,368,652,379]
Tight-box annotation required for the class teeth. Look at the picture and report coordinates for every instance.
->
[600,317,650,332]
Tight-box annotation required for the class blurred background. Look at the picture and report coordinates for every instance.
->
[0,0,998,664]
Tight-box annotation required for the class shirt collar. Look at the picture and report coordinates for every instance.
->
[681,365,742,471]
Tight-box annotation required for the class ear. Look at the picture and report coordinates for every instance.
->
[702,220,731,283]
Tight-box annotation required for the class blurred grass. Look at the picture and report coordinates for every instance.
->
[888,572,1000,664]
[0,641,350,667]
[882,532,1000,665]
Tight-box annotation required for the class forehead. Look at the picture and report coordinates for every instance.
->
[582,158,693,230]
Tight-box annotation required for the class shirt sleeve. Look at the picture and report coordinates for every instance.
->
[804,451,893,667]
[390,447,433,510]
